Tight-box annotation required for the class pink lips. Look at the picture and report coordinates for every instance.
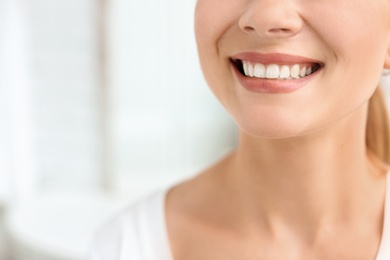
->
[230,52,323,94]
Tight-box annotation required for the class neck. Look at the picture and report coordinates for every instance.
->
[224,103,386,240]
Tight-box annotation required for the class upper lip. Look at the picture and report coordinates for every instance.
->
[230,52,324,66]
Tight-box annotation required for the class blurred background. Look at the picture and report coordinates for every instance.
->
[0,0,238,259]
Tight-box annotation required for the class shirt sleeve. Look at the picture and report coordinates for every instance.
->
[88,214,124,260]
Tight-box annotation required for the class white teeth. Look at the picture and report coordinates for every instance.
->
[241,61,317,79]
[266,64,280,79]
[300,67,306,77]
[280,65,290,79]
[248,64,254,77]
[306,67,312,76]
[290,64,300,79]
[254,63,266,78]
[243,62,249,76]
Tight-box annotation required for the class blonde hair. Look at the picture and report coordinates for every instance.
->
[366,86,390,172]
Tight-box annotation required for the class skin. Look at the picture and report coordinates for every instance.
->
[166,0,390,259]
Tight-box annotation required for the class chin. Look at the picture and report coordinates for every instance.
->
[239,126,308,140]
[229,106,301,138]
[235,118,310,140]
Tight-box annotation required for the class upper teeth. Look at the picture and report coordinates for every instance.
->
[242,61,315,79]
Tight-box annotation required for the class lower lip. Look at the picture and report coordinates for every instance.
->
[232,64,320,94]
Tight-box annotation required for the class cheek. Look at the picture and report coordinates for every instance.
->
[194,0,236,47]
[304,1,390,66]
[303,1,390,116]
[194,1,221,83]
[194,0,246,68]
[194,0,240,104]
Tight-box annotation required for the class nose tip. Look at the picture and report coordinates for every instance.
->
[239,2,302,39]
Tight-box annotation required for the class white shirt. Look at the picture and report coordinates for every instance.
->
[90,176,390,260]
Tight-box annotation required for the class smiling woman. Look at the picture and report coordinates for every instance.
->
[91,0,390,259]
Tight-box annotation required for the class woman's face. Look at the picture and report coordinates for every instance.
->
[195,0,390,138]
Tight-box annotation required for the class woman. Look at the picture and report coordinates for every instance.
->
[91,0,390,259]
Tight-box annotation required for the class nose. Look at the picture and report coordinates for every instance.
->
[239,0,303,39]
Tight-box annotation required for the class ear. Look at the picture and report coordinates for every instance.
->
[384,43,390,69]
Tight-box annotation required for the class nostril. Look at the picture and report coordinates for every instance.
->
[244,26,254,32]
[268,28,291,34]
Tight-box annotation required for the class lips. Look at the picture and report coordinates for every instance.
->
[230,52,324,93]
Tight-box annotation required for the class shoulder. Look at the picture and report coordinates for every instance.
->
[89,189,169,260]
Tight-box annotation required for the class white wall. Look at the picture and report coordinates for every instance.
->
[0,0,36,202]
[108,0,237,193]
[27,0,102,192]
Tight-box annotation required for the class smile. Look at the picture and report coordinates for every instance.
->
[230,52,324,93]
[241,61,320,80]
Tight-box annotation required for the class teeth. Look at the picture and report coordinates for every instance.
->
[248,63,254,77]
[254,64,266,78]
[300,67,307,77]
[242,61,317,79]
[306,67,312,76]
[266,64,280,79]
[290,65,300,78]
[280,65,290,79]
[243,62,249,76]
